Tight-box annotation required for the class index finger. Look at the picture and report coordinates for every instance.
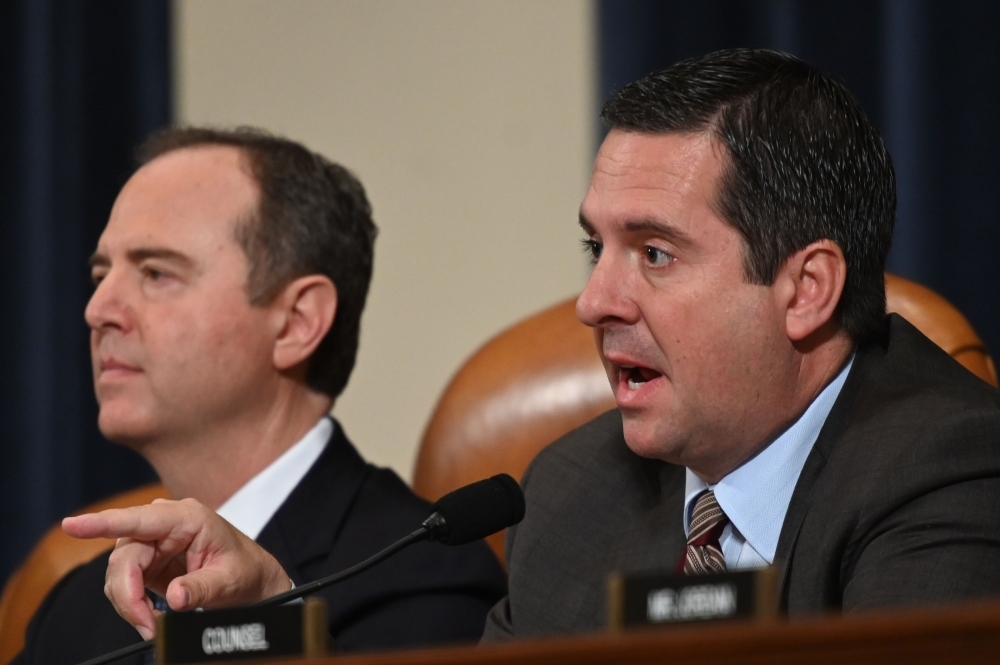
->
[62,502,196,542]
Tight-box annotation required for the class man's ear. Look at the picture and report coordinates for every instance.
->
[272,275,338,371]
[779,239,847,342]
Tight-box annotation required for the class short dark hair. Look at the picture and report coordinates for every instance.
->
[138,126,378,398]
[601,49,895,344]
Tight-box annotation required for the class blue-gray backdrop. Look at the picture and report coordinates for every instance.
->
[2,0,999,592]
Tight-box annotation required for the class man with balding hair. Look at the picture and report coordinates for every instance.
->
[14,128,505,664]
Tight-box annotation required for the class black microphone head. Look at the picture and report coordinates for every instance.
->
[424,473,525,546]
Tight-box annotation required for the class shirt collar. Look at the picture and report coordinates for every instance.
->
[216,416,333,540]
[683,355,854,563]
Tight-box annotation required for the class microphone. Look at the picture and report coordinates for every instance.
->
[77,473,524,665]
[422,472,525,545]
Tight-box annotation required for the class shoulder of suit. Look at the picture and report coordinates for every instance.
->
[878,315,1000,411]
[819,316,1000,485]
[525,409,627,477]
[520,408,670,507]
[37,548,113,606]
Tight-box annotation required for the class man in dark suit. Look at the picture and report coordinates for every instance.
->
[15,128,505,664]
[482,48,1000,638]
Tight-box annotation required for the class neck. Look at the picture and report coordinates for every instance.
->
[141,386,334,509]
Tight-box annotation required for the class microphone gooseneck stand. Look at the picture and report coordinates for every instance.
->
[254,524,434,608]
[77,640,151,665]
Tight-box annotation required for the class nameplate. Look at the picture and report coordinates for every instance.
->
[607,567,778,630]
[155,597,327,664]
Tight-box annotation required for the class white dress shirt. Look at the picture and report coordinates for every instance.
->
[216,416,333,540]
[683,356,854,570]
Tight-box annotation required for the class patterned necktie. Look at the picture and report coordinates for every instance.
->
[681,489,729,575]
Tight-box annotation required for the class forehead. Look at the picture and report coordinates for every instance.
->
[581,130,726,230]
[99,145,257,252]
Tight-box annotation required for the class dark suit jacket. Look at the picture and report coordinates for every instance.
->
[15,423,507,664]
[484,315,1000,639]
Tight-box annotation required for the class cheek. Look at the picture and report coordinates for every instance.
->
[649,287,775,397]
[699,298,783,410]
[144,303,273,383]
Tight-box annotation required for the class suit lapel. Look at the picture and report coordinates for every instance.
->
[256,421,370,581]
[774,338,884,605]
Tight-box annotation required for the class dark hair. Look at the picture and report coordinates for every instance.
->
[601,49,895,344]
[138,126,378,398]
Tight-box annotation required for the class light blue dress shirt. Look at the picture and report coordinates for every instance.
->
[683,355,854,570]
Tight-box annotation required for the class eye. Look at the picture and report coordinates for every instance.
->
[644,245,674,267]
[91,271,106,287]
[142,266,167,281]
[580,238,603,264]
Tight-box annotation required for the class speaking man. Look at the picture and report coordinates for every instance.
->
[483,48,1000,637]
[64,49,1000,640]
[14,128,505,664]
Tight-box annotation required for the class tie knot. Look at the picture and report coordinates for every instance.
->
[689,490,728,543]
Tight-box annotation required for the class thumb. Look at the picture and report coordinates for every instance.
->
[165,567,244,611]
[165,573,204,611]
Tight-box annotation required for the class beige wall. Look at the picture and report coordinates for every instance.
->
[174,0,596,480]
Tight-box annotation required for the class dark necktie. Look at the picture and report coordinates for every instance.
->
[680,489,729,575]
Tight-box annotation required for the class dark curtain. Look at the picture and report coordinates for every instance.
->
[0,0,170,587]
[599,0,1000,361]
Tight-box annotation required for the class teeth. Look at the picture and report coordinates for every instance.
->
[622,366,646,390]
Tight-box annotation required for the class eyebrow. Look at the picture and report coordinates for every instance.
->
[578,213,695,249]
[88,247,195,270]
[88,253,110,269]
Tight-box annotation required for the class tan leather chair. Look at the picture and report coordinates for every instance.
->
[412,274,998,563]
[0,483,169,664]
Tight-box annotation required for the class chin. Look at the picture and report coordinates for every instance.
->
[620,413,681,462]
[97,406,158,449]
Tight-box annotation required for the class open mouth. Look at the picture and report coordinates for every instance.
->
[620,365,662,390]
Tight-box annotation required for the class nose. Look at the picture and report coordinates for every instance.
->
[85,269,133,334]
[576,251,638,328]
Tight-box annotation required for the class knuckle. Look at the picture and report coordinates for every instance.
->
[178,497,209,519]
